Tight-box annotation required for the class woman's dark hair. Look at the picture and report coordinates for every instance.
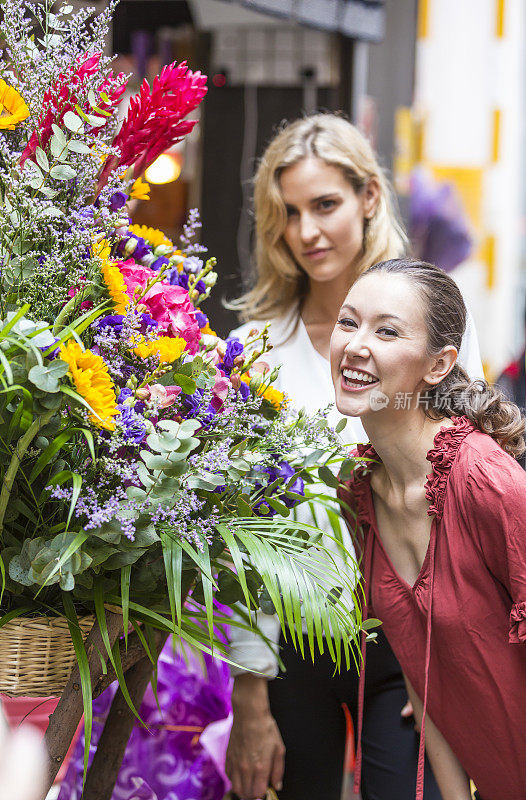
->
[362,258,526,459]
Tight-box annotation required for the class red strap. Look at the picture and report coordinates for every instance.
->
[415,522,437,800]
[353,527,374,796]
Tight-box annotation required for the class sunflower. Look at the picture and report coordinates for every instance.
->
[0,80,29,130]
[59,341,118,431]
[130,176,151,200]
[240,375,288,410]
[129,225,173,251]
[94,239,129,314]
[133,335,186,364]
[260,385,288,410]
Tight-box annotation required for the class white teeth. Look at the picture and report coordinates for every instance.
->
[342,369,377,383]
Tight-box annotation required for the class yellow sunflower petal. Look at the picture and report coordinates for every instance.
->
[94,239,130,314]
[59,340,118,430]
[129,224,173,251]
[260,385,288,410]
[133,336,186,363]
[0,80,29,130]
[130,177,151,200]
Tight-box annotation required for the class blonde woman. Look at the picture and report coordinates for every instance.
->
[225,115,484,800]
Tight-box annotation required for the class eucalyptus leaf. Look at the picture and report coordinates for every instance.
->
[50,164,77,181]
[171,374,197,394]
[86,114,106,128]
[41,207,63,218]
[34,147,49,172]
[67,140,91,155]
[50,135,66,160]
[28,359,69,393]
[63,110,84,133]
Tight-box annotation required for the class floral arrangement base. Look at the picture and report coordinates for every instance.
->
[0,616,94,697]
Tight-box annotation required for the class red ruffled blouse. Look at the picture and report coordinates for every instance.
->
[339,417,526,800]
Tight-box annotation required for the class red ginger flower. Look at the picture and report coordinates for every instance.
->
[20,52,127,168]
[97,61,207,190]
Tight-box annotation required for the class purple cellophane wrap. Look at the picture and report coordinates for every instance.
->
[409,167,473,272]
[58,641,232,800]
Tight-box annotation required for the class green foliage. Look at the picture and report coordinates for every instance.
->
[0,316,367,676]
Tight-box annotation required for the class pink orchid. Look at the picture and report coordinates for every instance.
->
[210,368,231,412]
[97,61,207,189]
[146,383,182,409]
[21,53,127,168]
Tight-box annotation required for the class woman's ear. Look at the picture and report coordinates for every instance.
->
[424,346,458,386]
[362,177,381,219]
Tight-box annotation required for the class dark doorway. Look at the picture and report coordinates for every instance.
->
[200,52,352,337]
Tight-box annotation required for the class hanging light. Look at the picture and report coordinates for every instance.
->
[144,152,182,185]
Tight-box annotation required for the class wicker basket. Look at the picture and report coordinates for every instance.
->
[0,615,95,697]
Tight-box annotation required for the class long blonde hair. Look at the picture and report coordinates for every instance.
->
[232,113,407,322]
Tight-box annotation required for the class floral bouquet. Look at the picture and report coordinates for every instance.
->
[0,0,361,788]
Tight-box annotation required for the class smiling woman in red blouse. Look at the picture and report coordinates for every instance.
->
[331,257,526,800]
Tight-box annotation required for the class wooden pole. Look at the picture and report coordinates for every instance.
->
[82,631,170,800]
[42,609,122,796]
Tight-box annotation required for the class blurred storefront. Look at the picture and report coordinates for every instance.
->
[88,0,525,372]
[394,0,525,378]
[190,0,390,333]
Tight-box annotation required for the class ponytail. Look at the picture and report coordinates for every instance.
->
[425,368,526,459]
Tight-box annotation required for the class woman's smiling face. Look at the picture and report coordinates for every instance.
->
[330,272,439,419]
[279,156,378,289]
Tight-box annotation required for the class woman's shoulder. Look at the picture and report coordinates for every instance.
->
[450,424,526,507]
[424,418,524,518]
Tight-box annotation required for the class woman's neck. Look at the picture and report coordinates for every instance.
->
[301,269,359,327]
[362,411,454,493]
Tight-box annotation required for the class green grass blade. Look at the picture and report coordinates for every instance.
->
[94,583,147,726]
[29,430,75,482]
[0,304,30,340]
[62,593,92,787]
[121,565,131,649]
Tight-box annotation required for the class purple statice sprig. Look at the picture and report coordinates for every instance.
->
[179,207,207,256]
[92,308,159,383]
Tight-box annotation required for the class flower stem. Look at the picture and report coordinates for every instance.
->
[0,409,55,539]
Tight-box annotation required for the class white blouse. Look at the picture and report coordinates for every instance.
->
[228,305,485,677]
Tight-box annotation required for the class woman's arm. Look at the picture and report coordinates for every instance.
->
[404,675,472,800]
[226,674,285,800]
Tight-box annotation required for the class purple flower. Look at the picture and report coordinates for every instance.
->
[118,387,133,403]
[117,405,147,444]
[196,312,208,329]
[151,255,169,271]
[182,256,203,274]
[253,459,304,516]
[40,337,60,359]
[238,381,250,402]
[96,314,125,334]
[219,337,244,374]
[109,191,128,211]
[139,312,158,331]
[182,389,203,416]
[194,279,206,295]
[168,269,189,290]
[117,234,150,260]
[182,389,216,428]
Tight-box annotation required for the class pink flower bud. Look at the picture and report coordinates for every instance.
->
[252,361,270,375]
